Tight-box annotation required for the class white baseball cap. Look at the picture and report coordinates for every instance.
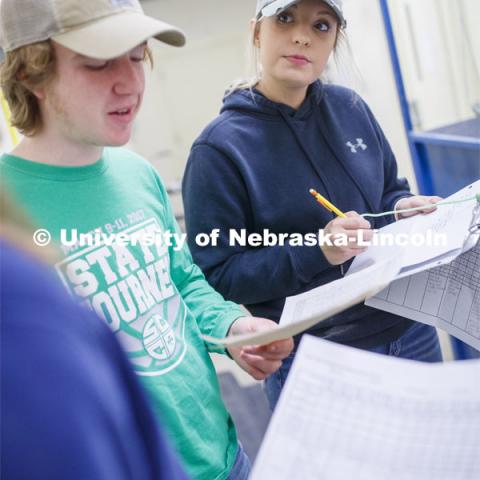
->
[0,0,186,59]
[256,0,346,28]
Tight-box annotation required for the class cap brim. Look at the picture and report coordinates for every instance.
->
[52,12,186,60]
[259,0,298,18]
[259,0,346,28]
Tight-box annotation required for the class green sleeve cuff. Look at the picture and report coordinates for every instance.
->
[205,302,245,355]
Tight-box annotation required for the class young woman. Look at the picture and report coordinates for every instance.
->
[183,0,443,410]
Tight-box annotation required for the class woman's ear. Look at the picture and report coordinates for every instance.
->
[250,18,261,48]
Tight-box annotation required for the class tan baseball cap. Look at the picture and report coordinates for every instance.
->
[0,0,186,59]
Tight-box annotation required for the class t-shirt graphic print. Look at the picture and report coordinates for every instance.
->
[55,215,187,376]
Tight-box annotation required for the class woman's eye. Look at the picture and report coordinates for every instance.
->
[315,21,331,32]
[277,12,294,24]
[131,57,144,63]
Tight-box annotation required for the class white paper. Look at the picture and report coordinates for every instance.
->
[279,257,400,327]
[251,335,480,480]
[202,258,401,348]
[367,239,480,351]
[349,180,480,277]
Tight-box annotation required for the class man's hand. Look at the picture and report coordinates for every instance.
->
[227,316,294,381]
[395,196,443,219]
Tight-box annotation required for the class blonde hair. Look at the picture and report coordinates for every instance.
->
[0,41,56,137]
[226,18,348,95]
[0,42,154,137]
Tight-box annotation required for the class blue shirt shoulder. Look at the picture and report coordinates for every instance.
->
[1,240,188,480]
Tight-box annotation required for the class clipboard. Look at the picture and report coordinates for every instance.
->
[468,198,480,235]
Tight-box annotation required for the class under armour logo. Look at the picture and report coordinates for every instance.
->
[346,138,367,153]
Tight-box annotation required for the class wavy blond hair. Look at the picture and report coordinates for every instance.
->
[0,41,56,136]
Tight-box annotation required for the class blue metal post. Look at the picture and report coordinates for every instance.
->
[378,0,435,195]
[379,0,478,359]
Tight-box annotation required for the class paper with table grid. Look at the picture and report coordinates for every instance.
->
[367,238,480,350]
[251,335,480,480]
[349,179,480,350]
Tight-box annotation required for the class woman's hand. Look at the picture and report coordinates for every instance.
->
[320,211,373,266]
[395,196,443,219]
[227,316,294,381]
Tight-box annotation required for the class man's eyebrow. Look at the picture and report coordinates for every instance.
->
[72,52,100,61]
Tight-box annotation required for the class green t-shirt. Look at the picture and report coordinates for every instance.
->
[1,148,245,480]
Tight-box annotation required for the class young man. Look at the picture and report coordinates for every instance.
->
[0,1,293,479]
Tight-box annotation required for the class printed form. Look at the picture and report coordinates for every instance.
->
[367,240,480,350]
[350,180,480,350]
[251,335,480,480]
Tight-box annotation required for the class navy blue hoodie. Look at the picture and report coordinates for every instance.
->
[183,81,413,348]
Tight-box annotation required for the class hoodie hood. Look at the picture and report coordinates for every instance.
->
[221,80,325,121]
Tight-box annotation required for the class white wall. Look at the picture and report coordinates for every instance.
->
[387,0,480,131]
[131,0,256,182]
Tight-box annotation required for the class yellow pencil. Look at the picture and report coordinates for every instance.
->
[309,189,347,218]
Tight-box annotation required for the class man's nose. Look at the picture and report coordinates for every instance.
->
[112,57,144,96]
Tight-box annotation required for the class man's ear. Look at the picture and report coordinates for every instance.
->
[31,87,46,100]
[30,87,47,100]
[17,70,47,100]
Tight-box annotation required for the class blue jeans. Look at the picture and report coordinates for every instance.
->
[264,322,442,411]
[227,444,251,480]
